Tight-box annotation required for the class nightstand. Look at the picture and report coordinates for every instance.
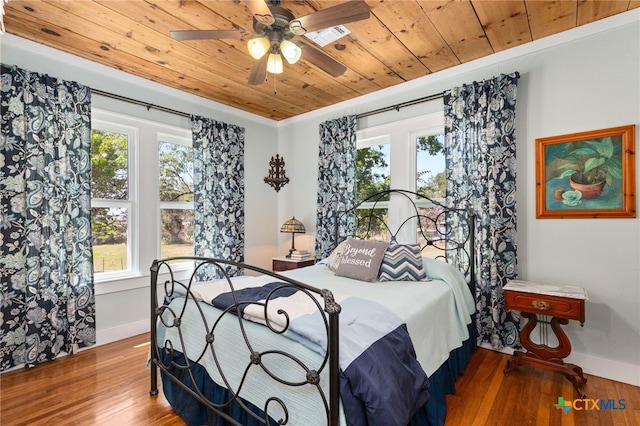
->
[272,257,315,272]
[503,280,588,398]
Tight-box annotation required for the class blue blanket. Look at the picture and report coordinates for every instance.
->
[211,282,429,426]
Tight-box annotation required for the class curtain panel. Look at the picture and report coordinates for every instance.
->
[0,64,95,370]
[315,115,357,260]
[191,115,245,280]
[443,72,520,349]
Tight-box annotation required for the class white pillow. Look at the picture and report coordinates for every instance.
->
[325,240,349,271]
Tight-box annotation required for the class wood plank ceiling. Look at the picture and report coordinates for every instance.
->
[4,1,639,121]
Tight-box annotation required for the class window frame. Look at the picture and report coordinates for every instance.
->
[157,132,195,268]
[356,112,445,242]
[91,109,193,294]
[90,118,139,282]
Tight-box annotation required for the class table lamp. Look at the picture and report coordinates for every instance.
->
[280,216,305,258]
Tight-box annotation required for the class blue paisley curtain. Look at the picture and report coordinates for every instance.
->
[191,115,245,280]
[443,72,520,349]
[315,116,357,260]
[0,64,95,370]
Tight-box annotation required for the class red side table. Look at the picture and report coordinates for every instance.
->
[503,280,588,398]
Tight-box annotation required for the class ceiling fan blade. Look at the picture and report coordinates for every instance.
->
[248,53,269,85]
[289,0,370,35]
[170,29,250,41]
[244,0,275,26]
[297,41,347,78]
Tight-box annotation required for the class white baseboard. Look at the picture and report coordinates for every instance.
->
[96,319,150,346]
[566,351,640,387]
[478,343,640,387]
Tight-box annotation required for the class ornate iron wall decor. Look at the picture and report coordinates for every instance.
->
[264,154,290,192]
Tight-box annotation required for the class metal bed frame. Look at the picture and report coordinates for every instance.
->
[335,189,476,294]
[149,189,476,425]
[149,259,342,425]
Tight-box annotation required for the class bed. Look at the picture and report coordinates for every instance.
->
[149,189,477,426]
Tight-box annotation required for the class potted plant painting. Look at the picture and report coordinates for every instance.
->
[535,125,636,219]
[552,136,621,199]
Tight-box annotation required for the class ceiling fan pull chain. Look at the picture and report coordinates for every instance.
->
[273,73,277,95]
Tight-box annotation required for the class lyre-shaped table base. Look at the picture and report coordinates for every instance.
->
[503,312,587,398]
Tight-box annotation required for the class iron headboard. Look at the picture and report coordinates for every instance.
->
[334,189,476,293]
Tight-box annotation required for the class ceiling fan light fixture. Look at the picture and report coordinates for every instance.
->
[266,53,283,74]
[280,40,302,64]
[247,37,270,60]
[171,1,371,85]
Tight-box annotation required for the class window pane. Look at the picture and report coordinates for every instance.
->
[159,142,194,202]
[355,207,388,240]
[356,144,390,237]
[416,205,447,259]
[416,134,446,259]
[159,141,194,262]
[91,207,128,272]
[416,134,445,199]
[160,208,194,259]
[356,144,390,201]
[91,130,128,200]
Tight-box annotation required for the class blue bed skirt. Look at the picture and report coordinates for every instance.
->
[415,323,476,426]
[159,324,476,426]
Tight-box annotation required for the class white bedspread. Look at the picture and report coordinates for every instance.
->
[281,258,475,376]
[156,258,474,424]
[157,284,338,425]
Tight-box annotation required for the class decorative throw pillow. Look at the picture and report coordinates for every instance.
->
[378,244,428,282]
[326,240,349,272]
[334,239,389,282]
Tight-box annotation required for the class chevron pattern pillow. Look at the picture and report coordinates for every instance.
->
[378,244,428,282]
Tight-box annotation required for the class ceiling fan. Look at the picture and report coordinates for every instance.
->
[170,0,370,85]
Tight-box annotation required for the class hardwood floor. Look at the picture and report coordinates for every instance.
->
[445,347,640,426]
[1,333,638,425]
[0,334,179,426]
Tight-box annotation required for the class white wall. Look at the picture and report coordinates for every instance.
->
[1,34,281,344]
[2,9,638,386]
[277,11,640,386]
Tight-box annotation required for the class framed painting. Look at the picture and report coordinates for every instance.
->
[536,125,636,218]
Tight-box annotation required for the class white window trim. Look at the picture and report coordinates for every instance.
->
[356,112,445,242]
[92,108,193,295]
[357,112,444,189]
[91,118,139,283]
[157,132,194,271]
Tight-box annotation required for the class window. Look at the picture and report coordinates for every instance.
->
[356,139,390,239]
[356,113,445,248]
[90,109,192,288]
[158,137,194,260]
[357,141,390,200]
[90,123,136,277]
[414,133,446,256]
[416,134,445,200]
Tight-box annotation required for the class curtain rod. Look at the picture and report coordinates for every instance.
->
[91,88,191,118]
[92,85,441,121]
[94,70,518,121]
[355,92,444,119]
[355,71,521,119]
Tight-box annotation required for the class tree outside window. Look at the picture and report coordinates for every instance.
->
[356,144,389,239]
[159,141,194,259]
[90,129,130,273]
[355,127,446,253]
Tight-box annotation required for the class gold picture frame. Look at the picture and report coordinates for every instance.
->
[536,125,636,219]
